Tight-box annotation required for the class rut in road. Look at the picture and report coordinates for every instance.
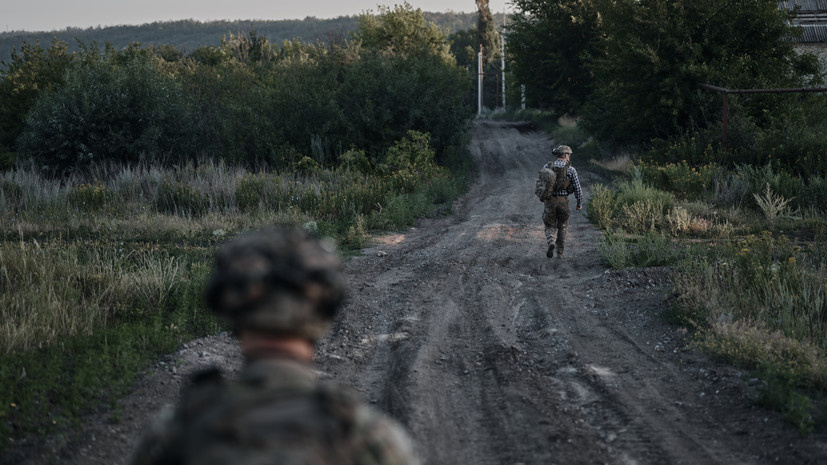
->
[9,121,827,465]
[316,120,827,465]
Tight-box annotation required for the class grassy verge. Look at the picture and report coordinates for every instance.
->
[0,238,221,444]
[500,108,827,432]
[588,156,827,433]
[672,234,827,433]
[0,138,471,450]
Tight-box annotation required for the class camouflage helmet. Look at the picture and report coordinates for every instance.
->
[552,145,572,157]
[205,227,345,341]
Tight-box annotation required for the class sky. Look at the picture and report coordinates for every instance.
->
[2,0,513,33]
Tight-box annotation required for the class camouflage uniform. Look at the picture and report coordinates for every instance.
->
[541,146,583,258]
[128,227,420,465]
[129,359,418,465]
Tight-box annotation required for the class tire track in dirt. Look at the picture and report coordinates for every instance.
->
[317,120,827,464]
[10,120,825,464]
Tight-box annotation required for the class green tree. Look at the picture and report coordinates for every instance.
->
[506,0,600,113]
[18,54,191,174]
[448,28,477,71]
[580,0,822,145]
[356,2,455,65]
[476,0,500,65]
[0,38,74,153]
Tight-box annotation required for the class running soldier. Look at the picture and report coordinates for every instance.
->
[536,144,583,259]
[129,227,419,465]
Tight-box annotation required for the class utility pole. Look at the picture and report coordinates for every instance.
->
[501,10,506,109]
[521,84,526,110]
[478,44,484,116]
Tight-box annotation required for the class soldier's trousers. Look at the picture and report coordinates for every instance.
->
[543,196,570,253]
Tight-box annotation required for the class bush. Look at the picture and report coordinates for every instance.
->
[637,160,722,200]
[587,183,619,229]
[598,229,680,269]
[18,55,192,174]
[155,180,206,216]
[67,181,111,211]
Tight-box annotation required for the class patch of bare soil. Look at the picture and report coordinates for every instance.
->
[5,120,826,464]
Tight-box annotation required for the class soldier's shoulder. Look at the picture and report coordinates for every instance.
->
[351,403,420,465]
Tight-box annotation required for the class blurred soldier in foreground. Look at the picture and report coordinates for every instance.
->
[129,227,419,465]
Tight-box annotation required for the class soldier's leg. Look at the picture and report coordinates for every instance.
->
[555,199,571,257]
[542,203,557,258]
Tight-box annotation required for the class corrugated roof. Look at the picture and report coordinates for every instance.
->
[800,24,827,41]
[779,1,827,42]
[779,0,827,11]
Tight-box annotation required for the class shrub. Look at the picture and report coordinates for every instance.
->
[597,229,680,269]
[67,181,111,210]
[155,180,206,216]
[665,206,692,236]
[638,160,721,200]
[619,199,662,233]
[18,55,192,174]
[587,183,618,229]
[753,184,799,230]
[339,148,372,174]
[1,180,22,207]
[235,174,268,212]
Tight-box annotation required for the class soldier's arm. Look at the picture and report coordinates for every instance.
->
[353,406,421,465]
[569,167,583,208]
[127,405,180,465]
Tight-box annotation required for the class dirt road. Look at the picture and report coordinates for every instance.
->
[315,120,827,464]
[7,120,826,464]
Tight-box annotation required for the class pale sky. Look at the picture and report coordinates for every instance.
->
[2,0,513,33]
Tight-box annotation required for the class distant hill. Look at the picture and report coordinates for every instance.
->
[0,12,489,63]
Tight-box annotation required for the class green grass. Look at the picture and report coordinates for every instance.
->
[589,153,827,432]
[597,229,682,269]
[0,138,471,450]
[0,254,221,446]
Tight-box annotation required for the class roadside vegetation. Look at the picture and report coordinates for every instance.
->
[505,0,827,432]
[0,3,472,449]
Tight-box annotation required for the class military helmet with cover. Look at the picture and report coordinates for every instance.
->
[205,226,345,341]
[552,145,572,157]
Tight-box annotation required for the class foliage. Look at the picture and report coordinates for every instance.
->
[17,53,191,174]
[357,2,455,65]
[640,94,827,184]
[672,234,827,431]
[0,239,219,449]
[507,0,600,113]
[6,9,471,174]
[580,0,823,145]
[0,13,483,64]
[597,229,681,269]
[0,135,470,447]
[587,183,618,229]
[753,184,799,230]
[636,160,722,200]
[0,38,74,151]
[334,52,470,160]
[476,0,501,66]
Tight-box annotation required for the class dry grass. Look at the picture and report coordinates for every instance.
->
[590,154,632,174]
[0,240,188,354]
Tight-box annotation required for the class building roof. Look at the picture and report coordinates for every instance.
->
[779,1,827,42]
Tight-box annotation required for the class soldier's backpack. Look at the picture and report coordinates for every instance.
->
[534,161,571,201]
[156,367,361,465]
[553,161,572,192]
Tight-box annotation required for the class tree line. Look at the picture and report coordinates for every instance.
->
[507,0,827,177]
[0,4,473,176]
[0,12,484,63]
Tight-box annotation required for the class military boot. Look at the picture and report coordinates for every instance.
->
[557,246,565,259]
[546,243,555,258]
